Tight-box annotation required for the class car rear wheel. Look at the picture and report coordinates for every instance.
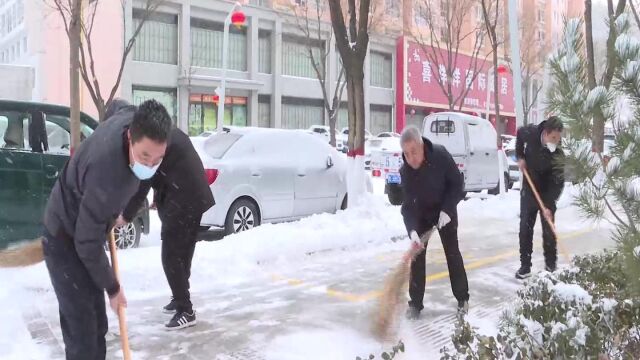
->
[113,218,142,249]
[225,199,261,235]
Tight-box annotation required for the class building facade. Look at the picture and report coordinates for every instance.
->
[0,0,582,135]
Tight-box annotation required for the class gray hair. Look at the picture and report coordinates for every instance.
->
[400,126,424,145]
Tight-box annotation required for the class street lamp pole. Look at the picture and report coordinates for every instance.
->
[216,2,243,133]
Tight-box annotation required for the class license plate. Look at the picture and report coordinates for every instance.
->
[387,173,401,184]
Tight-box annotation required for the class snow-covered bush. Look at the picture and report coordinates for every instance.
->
[440,251,640,359]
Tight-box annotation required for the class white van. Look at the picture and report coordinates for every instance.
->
[371,112,511,205]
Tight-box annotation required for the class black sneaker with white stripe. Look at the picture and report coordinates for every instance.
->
[165,311,197,330]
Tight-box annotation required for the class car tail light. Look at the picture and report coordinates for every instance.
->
[372,169,381,177]
[205,169,219,185]
[457,163,465,169]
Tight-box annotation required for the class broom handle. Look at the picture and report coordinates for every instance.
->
[108,231,132,360]
[522,168,558,239]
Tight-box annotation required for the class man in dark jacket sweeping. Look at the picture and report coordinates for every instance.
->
[515,116,565,279]
[42,100,172,360]
[118,105,214,330]
[399,126,469,319]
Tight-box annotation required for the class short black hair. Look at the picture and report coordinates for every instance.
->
[543,116,564,133]
[130,99,172,143]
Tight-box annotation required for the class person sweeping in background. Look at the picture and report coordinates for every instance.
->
[399,126,469,319]
[514,116,565,279]
[117,102,214,330]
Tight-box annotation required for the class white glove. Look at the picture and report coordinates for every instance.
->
[410,231,420,244]
[437,211,451,229]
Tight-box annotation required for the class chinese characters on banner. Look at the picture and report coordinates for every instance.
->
[405,41,516,115]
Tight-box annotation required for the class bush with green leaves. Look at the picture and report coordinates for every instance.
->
[440,251,640,359]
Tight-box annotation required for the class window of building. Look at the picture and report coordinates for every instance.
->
[537,30,545,42]
[259,30,271,74]
[370,51,392,88]
[414,6,427,27]
[132,10,178,65]
[440,0,447,18]
[281,97,324,129]
[370,104,392,135]
[282,35,324,79]
[188,94,247,135]
[385,0,400,16]
[132,87,178,124]
[537,9,544,22]
[191,18,247,71]
[16,0,22,25]
[258,94,271,128]
[22,36,26,53]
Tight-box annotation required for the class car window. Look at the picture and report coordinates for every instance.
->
[46,120,71,154]
[0,111,30,150]
[297,133,331,168]
[204,133,242,159]
[312,128,326,134]
[425,116,466,155]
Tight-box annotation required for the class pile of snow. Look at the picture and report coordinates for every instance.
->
[519,316,544,345]
[552,283,593,305]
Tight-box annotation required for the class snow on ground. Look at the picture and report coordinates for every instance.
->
[0,176,610,359]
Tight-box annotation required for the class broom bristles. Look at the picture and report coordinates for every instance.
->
[0,238,45,268]
[371,229,435,342]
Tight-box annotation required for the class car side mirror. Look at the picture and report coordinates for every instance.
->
[327,156,334,169]
[29,111,48,153]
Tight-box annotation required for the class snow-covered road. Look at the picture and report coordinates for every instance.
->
[0,181,616,359]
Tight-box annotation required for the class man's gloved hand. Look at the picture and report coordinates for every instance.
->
[437,211,451,229]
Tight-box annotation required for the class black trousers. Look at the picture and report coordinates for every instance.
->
[160,211,201,313]
[519,187,557,268]
[42,230,108,360]
[408,220,469,310]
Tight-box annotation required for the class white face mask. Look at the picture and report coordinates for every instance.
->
[129,145,161,180]
[546,142,558,153]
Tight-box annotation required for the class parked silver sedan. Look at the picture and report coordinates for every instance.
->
[194,128,349,235]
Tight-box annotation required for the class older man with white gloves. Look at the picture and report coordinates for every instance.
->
[399,126,469,319]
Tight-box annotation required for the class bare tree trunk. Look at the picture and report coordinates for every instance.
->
[328,108,337,147]
[69,0,82,154]
[584,0,604,152]
[327,0,371,207]
[345,67,366,156]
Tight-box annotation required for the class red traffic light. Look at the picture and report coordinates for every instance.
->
[231,11,246,28]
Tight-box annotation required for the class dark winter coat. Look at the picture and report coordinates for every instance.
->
[515,121,565,206]
[400,137,464,235]
[122,128,214,222]
[43,108,139,296]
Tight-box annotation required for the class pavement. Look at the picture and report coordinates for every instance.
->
[23,202,614,359]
